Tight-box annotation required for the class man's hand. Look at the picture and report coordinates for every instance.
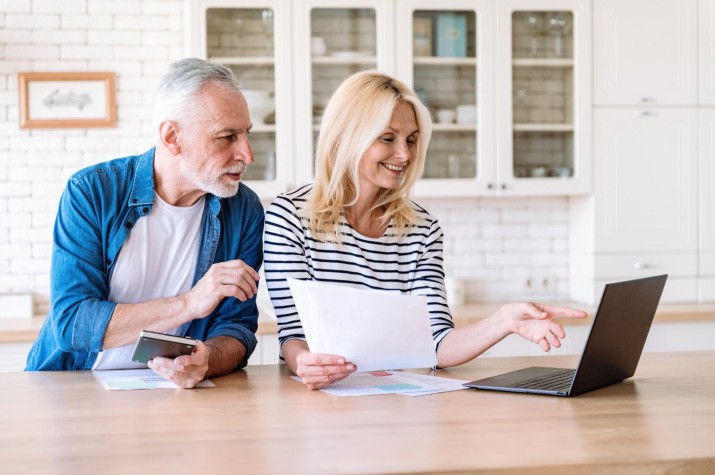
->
[185,259,259,319]
[148,339,210,389]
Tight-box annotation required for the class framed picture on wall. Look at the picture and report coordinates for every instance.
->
[18,72,117,129]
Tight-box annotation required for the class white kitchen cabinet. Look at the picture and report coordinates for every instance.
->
[187,0,592,198]
[593,0,698,106]
[570,109,699,304]
[700,109,715,302]
[402,0,592,197]
[701,0,715,105]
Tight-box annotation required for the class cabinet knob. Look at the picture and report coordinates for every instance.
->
[487,183,494,190]
[634,96,652,103]
[634,262,650,270]
[634,110,653,117]
[500,183,507,190]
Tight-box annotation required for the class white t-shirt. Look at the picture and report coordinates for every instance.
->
[93,193,205,370]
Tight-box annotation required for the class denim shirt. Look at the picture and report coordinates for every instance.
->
[26,148,264,371]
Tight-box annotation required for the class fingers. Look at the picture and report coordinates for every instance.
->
[148,340,208,389]
[295,352,356,390]
[538,303,588,319]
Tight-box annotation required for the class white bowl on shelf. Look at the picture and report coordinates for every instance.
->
[456,104,477,124]
[241,89,274,125]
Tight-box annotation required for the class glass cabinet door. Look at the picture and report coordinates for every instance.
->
[497,0,591,195]
[187,0,293,198]
[293,0,395,186]
[398,1,494,197]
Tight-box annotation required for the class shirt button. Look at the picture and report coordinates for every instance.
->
[142,207,149,213]
[125,222,133,228]
[106,259,111,265]
[131,198,138,203]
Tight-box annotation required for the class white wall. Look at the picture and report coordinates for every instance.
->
[0,0,569,317]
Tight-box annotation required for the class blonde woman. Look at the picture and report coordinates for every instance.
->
[264,71,585,390]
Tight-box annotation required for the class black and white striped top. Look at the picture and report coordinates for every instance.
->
[263,184,454,356]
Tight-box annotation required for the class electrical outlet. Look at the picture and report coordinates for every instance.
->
[524,274,558,292]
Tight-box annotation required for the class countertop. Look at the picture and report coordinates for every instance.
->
[2,302,714,344]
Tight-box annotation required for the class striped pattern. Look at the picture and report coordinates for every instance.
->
[264,184,454,357]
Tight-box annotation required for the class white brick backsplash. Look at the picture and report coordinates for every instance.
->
[0,30,33,44]
[11,258,51,274]
[0,183,31,197]
[0,243,31,259]
[142,31,183,46]
[88,30,141,46]
[27,152,82,167]
[6,14,60,29]
[61,14,113,30]
[114,15,169,31]
[33,0,86,14]
[88,0,141,15]
[114,45,168,61]
[32,30,86,45]
[10,136,64,151]
[8,197,59,213]
[29,60,88,72]
[31,243,51,259]
[30,182,64,199]
[10,227,52,244]
[142,0,182,15]
[65,136,119,152]
[0,275,33,291]
[0,0,31,13]
[4,44,59,60]
[60,45,113,61]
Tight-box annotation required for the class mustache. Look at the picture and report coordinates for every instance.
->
[224,163,248,175]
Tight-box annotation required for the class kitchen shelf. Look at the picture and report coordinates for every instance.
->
[208,56,276,65]
[512,58,574,67]
[513,123,574,132]
[413,57,478,66]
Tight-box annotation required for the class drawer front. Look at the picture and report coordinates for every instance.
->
[594,253,697,279]
[700,252,715,275]
[594,277,698,304]
[700,278,715,303]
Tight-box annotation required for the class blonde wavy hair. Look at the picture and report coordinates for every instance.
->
[306,70,433,240]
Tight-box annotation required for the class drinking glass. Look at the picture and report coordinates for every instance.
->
[525,12,545,58]
[546,12,572,57]
[261,9,274,54]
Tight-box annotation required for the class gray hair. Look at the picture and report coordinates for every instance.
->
[153,57,241,128]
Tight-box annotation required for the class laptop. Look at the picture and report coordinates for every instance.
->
[463,274,668,397]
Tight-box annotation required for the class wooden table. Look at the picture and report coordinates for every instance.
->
[1,351,714,474]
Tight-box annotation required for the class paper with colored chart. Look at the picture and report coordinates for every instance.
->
[293,370,468,397]
[286,278,438,373]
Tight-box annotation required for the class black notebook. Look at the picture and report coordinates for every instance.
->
[463,275,668,397]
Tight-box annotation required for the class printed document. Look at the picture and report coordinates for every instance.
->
[292,370,468,397]
[287,278,438,372]
[93,368,215,391]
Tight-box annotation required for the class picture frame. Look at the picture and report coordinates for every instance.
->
[18,72,117,129]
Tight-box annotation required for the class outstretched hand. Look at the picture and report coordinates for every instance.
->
[500,302,587,351]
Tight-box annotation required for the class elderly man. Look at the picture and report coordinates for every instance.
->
[26,58,264,388]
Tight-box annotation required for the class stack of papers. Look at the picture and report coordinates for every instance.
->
[287,278,438,372]
[294,371,468,397]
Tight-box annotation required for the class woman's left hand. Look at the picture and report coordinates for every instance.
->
[500,302,588,351]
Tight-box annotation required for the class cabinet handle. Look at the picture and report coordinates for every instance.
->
[487,183,494,190]
[634,96,652,103]
[634,110,652,117]
[500,183,507,190]
[634,262,650,270]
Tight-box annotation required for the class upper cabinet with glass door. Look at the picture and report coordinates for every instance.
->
[186,0,293,198]
[397,0,494,197]
[292,0,395,187]
[400,0,590,197]
[495,0,591,195]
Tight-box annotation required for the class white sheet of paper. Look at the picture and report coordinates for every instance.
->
[93,369,215,391]
[287,278,438,372]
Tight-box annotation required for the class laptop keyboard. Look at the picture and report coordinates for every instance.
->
[508,368,576,391]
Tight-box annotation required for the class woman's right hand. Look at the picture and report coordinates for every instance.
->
[294,352,357,390]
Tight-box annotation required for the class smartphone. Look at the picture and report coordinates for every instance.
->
[131,330,197,364]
